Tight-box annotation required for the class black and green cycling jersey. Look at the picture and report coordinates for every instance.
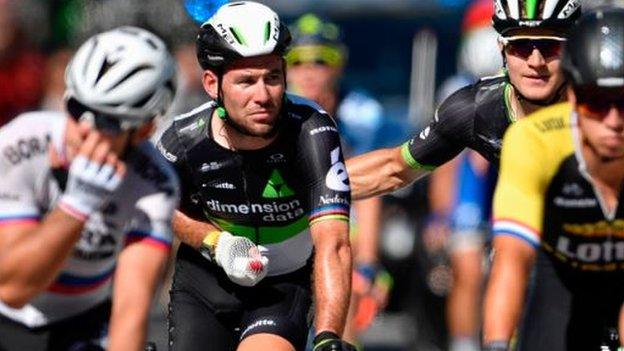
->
[157,94,351,276]
[402,75,515,169]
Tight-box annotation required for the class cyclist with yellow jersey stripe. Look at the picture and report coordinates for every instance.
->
[484,9,624,351]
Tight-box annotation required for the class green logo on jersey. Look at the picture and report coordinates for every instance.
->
[262,169,295,198]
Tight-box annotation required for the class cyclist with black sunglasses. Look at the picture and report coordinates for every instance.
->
[484,9,624,350]
[346,0,580,197]
[0,27,179,351]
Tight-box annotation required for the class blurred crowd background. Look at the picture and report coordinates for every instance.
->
[0,0,619,350]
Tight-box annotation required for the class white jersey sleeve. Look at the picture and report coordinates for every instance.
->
[0,112,65,224]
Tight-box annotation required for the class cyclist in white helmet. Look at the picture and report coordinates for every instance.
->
[0,26,179,351]
[157,2,355,351]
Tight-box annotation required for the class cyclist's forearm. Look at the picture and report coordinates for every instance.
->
[483,239,535,343]
[109,244,168,351]
[172,210,220,249]
[312,225,352,335]
[108,306,147,351]
[346,147,425,200]
[0,208,84,307]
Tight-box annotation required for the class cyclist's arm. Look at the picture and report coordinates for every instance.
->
[0,141,90,307]
[483,236,536,342]
[172,210,220,249]
[346,146,425,200]
[346,86,475,200]
[482,122,546,345]
[620,303,624,346]
[311,219,352,335]
[109,239,169,351]
[0,210,84,307]
[108,180,177,351]
[299,111,352,335]
[156,125,221,249]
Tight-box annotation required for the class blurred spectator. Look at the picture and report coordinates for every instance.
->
[0,0,45,126]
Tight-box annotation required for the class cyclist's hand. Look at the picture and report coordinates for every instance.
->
[313,332,357,351]
[58,130,126,221]
[214,231,269,287]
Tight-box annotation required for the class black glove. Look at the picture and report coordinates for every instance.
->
[482,341,509,351]
[313,331,357,351]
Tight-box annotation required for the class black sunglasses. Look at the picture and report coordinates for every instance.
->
[503,38,564,60]
[575,86,624,118]
[66,98,125,133]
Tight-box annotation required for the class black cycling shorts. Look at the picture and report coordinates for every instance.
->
[518,251,624,351]
[168,244,313,351]
[0,300,110,351]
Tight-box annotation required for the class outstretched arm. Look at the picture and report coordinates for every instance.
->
[346,146,426,200]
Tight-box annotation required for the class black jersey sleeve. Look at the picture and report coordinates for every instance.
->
[402,85,476,169]
[296,111,351,226]
[156,125,205,221]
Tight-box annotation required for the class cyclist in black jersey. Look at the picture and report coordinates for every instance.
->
[345,1,580,348]
[345,0,581,199]
[156,2,354,351]
[484,9,624,350]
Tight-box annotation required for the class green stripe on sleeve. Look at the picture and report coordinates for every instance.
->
[400,142,436,171]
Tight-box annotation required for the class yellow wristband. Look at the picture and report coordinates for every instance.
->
[199,231,222,261]
[202,231,222,250]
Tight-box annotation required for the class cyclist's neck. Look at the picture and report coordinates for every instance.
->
[509,87,566,120]
[210,109,278,151]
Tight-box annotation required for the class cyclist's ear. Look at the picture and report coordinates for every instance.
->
[202,70,219,100]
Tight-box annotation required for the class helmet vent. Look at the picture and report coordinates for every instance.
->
[132,90,156,108]
[229,27,246,45]
[264,22,271,43]
[96,58,117,84]
[105,64,153,92]
[145,37,158,50]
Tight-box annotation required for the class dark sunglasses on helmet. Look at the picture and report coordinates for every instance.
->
[502,36,566,60]
[574,86,624,119]
[66,97,126,134]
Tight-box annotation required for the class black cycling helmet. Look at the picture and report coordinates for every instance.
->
[493,0,581,36]
[561,8,624,89]
[196,1,291,71]
[286,13,347,67]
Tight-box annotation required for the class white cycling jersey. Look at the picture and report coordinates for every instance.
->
[0,111,179,327]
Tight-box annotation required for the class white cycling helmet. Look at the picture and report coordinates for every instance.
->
[196,1,291,71]
[493,0,581,36]
[65,26,176,130]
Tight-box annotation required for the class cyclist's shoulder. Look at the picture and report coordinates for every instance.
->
[503,103,574,172]
[127,142,180,198]
[157,101,216,160]
[285,93,337,131]
[0,111,65,170]
[512,102,573,139]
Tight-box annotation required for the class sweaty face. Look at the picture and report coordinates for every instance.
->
[504,29,566,103]
[61,117,131,164]
[573,87,624,160]
[221,55,286,138]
